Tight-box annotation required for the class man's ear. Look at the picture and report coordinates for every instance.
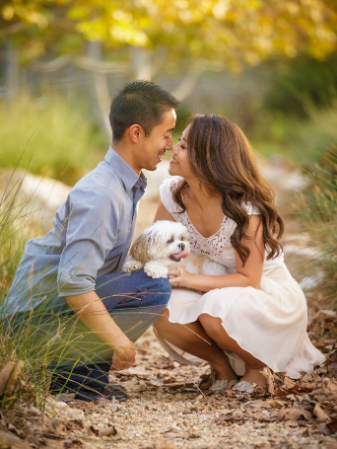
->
[129,124,143,143]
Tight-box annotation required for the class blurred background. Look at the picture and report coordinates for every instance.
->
[0,0,336,309]
[1,0,337,183]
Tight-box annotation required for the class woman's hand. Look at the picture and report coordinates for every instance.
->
[110,334,136,370]
[168,265,195,289]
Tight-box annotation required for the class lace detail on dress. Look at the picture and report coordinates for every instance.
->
[160,177,237,263]
[178,211,235,259]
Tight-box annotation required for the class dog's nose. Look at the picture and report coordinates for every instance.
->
[178,243,185,250]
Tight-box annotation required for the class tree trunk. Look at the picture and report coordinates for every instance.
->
[129,46,152,81]
[87,41,111,143]
[5,42,19,104]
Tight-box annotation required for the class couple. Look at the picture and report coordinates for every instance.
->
[5,80,324,400]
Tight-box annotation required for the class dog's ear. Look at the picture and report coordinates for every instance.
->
[129,234,149,264]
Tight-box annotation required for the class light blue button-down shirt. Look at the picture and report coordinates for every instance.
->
[4,148,147,315]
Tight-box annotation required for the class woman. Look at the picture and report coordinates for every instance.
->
[153,114,325,393]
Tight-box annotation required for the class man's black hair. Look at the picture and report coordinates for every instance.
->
[109,80,180,142]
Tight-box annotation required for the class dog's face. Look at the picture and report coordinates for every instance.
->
[130,220,190,264]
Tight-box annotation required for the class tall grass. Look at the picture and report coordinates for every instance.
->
[0,96,105,185]
[301,146,337,310]
[0,166,86,420]
[0,168,46,421]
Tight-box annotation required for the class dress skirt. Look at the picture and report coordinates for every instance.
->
[156,263,325,378]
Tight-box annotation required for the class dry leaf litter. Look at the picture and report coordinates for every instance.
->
[1,330,337,449]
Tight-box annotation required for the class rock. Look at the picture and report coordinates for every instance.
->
[0,167,71,232]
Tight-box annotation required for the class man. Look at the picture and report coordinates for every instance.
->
[5,80,180,401]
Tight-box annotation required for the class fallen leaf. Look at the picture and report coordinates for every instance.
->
[66,419,84,431]
[188,433,200,439]
[321,310,337,318]
[0,429,30,448]
[284,420,300,427]
[90,425,122,437]
[0,360,25,395]
[326,380,337,392]
[326,442,337,449]
[317,423,329,435]
[260,367,275,395]
[278,407,312,422]
[24,405,41,416]
[269,399,287,409]
[314,340,327,349]
[63,439,84,448]
[42,419,64,438]
[313,404,330,423]
[162,428,187,439]
[250,399,271,409]
[157,441,176,449]
[284,377,297,389]
[274,387,289,397]
[327,419,337,434]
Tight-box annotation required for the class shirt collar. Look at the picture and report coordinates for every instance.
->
[105,147,147,192]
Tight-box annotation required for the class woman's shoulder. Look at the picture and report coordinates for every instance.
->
[160,176,184,191]
[159,176,185,214]
[241,201,260,215]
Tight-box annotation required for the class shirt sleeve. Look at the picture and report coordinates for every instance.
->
[57,186,118,297]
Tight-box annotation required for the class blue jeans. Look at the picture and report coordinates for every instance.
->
[10,270,171,399]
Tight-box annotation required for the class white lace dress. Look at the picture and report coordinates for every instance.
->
[156,177,325,378]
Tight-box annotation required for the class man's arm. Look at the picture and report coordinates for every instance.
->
[57,186,135,369]
[65,290,135,369]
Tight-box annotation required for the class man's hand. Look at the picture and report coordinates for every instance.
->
[110,334,136,370]
[65,291,136,370]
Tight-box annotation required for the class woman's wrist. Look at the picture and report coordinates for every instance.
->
[185,272,198,289]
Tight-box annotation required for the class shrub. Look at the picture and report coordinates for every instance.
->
[301,146,337,309]
[0,95,105,185]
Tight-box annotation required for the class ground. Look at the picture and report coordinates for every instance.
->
[36,328,337,449]
[0,158,336,449]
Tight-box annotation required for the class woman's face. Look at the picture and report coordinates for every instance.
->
[168,126,195,179]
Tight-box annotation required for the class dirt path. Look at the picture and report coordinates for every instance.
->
[42,328,336,449]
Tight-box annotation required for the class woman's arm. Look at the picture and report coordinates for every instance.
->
[169,215,265,292]
[153,200,175,222]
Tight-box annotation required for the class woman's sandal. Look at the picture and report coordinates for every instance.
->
[232,380,268,395]
[232,380,254,394]
[199,370,238,392]
[209,379,238,391]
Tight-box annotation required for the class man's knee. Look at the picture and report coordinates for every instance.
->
[142,276,171,307]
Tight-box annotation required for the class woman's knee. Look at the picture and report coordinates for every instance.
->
[153,308,170,331]
[199,313,223,336]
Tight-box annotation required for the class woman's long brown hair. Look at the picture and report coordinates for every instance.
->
[173,114,284,265]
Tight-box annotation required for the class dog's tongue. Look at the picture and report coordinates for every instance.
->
[172,252,188,259]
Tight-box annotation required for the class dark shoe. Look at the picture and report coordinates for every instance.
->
[74,384,128,402]
[50,363,128,402]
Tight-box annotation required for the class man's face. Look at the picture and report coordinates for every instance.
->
[137,109,176,172]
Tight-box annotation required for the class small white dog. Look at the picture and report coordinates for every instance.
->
[123,220,227,279]
[123,220,190,279]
